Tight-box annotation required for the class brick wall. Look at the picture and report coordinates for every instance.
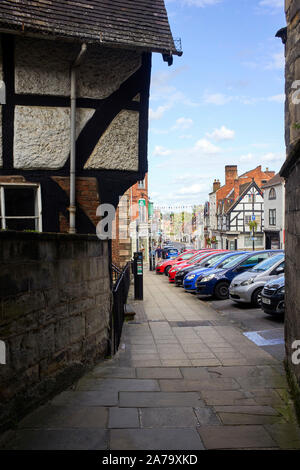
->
[0,231,111,432]
[52,176,101,232]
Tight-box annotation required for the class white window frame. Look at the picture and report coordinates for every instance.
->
[138,179,145,189]
[0,183,42,232]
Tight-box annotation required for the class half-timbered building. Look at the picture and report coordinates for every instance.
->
[0,0,181,235]
[217,180,265,250]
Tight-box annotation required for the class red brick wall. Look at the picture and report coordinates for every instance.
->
[52,177,100,233]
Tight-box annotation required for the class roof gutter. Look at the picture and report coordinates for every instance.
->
[69,43,87,234]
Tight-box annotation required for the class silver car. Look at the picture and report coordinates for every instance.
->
[229,253,284,306]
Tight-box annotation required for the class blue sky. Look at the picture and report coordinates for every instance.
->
[148,0,286,209]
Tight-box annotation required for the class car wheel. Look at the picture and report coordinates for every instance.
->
[214,281,230,300]
[251,288,263,307]
[165,266,171,275]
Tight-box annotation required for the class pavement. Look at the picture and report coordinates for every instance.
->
[2,271,300,450]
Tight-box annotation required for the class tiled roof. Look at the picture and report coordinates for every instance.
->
[0,0,180,55]
[261,173,284,188]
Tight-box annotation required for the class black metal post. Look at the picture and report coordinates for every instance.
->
[133,251,143,300]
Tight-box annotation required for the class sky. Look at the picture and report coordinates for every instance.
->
[148,0,286,210]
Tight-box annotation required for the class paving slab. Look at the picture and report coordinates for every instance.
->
[51,390,118,407]
[91,366,136,379]
[136,367,182,379]
[6,429,108,450]
[264,423,300,449]
[140,407,198,428]
[18,405,108,429]
[110,428,205,450]
[119,391,204,408]
[201,390,257,406]
[75,378,160,392]
[108,408,139,429]
[198,425,277,449]
[194,407,221,425]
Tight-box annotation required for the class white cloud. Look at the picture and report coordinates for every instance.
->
[204,92,233,105]
[152,145,172,157]
[240,153,254,162]
[268,94,285,103]
[265,51,285,70]
[194,138,221,154]
[259,0,283,9]
[173,117,194,130]
[207,125,235,141]
[261,152,284,163]
[178,183,209,195]
[149,104,171,121]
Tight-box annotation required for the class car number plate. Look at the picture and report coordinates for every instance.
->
[262,297,271,305]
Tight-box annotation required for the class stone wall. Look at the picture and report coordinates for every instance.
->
[0,231,111,432]
[281,0,300,412]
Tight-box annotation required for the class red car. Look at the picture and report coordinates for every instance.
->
[168,250,227,282]
[155,250,199,275]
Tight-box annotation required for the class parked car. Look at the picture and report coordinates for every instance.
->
[162,247,179,260]
[172,251,232,285]
[261,275,285,315]
[167,249,226,280]
[183,252,249,293]
[155,250,199,274]
[229,253,284,306]
[195,250,282,300]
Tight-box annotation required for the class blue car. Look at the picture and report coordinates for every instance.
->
[196,250,283,300]
[163,247,179,259]
[183,252,249,292]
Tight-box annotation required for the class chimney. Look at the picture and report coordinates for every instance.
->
[225,165,238,186]
[213,179,221,192]
[233,178,239,199]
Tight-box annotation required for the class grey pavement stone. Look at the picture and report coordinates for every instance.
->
[6,429,108,450]
[198,425,277,449]
[119,391,204,408]
[214,405,279,416]
[91,366,136,378]
[201,390,257,406]
[140,407,198,428]
[236,375,288,390]
[136,367,182,379]
[51,390,118,407]
[110,428,205,450]
[160,377,240,392]
[108,408,139,428]
[76,378,160,392]
[264,423,300,449]
[218,413,283,425]
[19,405,108,429]
[194,407,221,425]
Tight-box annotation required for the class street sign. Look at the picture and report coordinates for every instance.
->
[138,198,146,206]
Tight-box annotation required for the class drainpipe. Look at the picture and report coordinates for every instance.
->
[69,43,87,234]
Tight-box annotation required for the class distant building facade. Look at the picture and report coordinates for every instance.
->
[262,174,285,250]
[205,165,275,250]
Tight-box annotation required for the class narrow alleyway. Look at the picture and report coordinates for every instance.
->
[3,272,300,450]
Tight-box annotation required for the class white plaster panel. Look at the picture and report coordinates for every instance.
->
[84,110,139,171]
[15,38,141,99]
[77,46,141,99]
[14,106,94,169]
[15,37,75,96]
